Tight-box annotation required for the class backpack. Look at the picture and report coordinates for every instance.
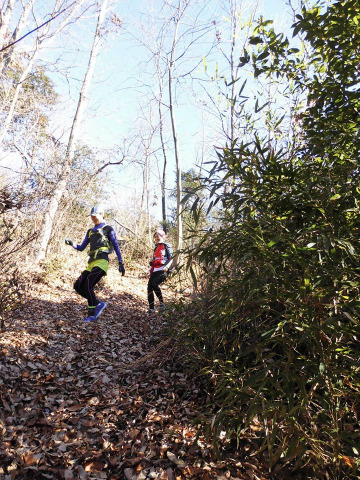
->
[164,243,172,267]
[88,224,114,257]
[99,225,114,254]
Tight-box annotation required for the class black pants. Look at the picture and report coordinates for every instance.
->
[147,271,167,309]
[74,267,106,307]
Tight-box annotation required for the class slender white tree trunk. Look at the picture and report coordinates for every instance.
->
[145,152,152,246]
[140,146,152,244]
[64,0,109,163]
[0,0,34,72]
[169,1,184,266]
[152,38,168,228]
[0,41,40,145]
[229,0,236,145]
[0,0,16,48]
[0,0,35,74]
[0,0,86,144]
[157,75,168,228]
[36,0,109,263]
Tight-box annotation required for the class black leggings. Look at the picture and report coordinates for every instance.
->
[148,271,167,309]
[74,267,106,307]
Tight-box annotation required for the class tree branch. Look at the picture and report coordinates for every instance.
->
[0,0,77,53]
[111,217,152,248]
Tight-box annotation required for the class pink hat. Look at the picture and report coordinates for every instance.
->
[154,229,166,238]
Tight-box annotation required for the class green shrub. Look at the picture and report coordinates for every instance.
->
[177,1,360,476]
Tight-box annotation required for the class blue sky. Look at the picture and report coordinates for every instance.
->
[2,0,296,219]
[47,0,292,147]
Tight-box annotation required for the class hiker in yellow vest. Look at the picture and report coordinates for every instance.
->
[65,206,125,322]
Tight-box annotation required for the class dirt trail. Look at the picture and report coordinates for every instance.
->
[0,265,264,480]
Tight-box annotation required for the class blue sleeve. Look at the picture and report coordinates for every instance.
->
[75,231,90,251]
[109,228,123,264]
[165,243,173,268]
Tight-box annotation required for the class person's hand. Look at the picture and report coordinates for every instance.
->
[119,263,125,276]
[65,238,73,246]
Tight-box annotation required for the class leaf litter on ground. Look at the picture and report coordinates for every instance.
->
[0,261,283,479]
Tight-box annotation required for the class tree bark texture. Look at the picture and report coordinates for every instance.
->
[35,0,109,263]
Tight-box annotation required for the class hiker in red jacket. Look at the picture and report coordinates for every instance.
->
[147,229,173,314]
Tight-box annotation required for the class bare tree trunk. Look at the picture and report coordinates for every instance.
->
[146,154,152,246]
[141,156,146,211]
[111,217,151,248]
[224,0,237,196]
[229,0,236,145]
[0,0,16,48]
[169,0,185,267]
[228,0,258,141]
[0,40,40,145]
[135,0,205,238]
[0,0,35,74]
[0,0,86,144]
[35,0,109,263]
[158,82,168,229]
[221,0,258,196]
[153,48,168,229]
[141,145,152,245]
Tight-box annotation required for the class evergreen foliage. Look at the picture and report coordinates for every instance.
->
[179,0,360,476]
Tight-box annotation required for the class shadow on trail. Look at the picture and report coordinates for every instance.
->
[1,286,162,390]
[0,283,207,480]
[0,277,290,480]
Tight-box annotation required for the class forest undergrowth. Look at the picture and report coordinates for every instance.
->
[0,255,299,480]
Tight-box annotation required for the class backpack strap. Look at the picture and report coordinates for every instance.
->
[164,244,170,261]
[163,243,173,269]
[88,225,113,258]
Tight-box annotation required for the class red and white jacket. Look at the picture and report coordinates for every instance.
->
[149,242,173,274]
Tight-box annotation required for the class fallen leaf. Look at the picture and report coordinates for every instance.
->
[340,455,356,468]
[124,468,134,480]
[167,451,186,467]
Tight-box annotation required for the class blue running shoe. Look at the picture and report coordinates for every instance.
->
[83,315,97,322]
[94,301,107,319]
